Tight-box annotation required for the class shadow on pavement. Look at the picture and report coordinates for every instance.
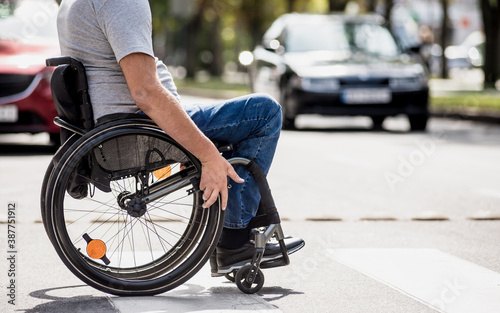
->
[27,286,117,313]
[0,143,57,156]
[259,286,304,301]
[108,282,296,312]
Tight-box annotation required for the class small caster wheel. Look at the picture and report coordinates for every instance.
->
[235,265,264,294]
[225,270,237,283]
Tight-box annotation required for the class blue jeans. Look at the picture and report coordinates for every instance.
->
[182,93,282,229]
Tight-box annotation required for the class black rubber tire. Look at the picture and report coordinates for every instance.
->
[280,82,297,130]
[42,134,83,243]
[371,116,386,130]
[44,121,224,296]
[40,160,55,239]
[49,132,61,147]
[235,265,265,294]
[409,114,428,131]
[282,116,296,130]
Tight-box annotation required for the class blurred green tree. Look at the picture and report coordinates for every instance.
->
[147,0,405,79]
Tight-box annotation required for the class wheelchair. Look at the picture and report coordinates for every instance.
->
[40,57,303,296]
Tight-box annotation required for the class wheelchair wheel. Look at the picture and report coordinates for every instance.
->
[40,159,54,237]
[45,121,224,296]
[41,133,81,241]
[235,265,265,294]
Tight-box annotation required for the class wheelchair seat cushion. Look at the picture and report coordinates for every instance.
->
[91,113,189,176]
[95,112,152,126]
[92,133,190,177]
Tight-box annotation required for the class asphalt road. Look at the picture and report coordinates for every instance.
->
[1,95,499,312]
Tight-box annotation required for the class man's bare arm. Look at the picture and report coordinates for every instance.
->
[119,53,243,209]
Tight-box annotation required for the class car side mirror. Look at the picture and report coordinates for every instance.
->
[406,44,422,54]
[263,39,285,54]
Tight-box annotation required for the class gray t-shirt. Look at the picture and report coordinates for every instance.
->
[57,0,180,120]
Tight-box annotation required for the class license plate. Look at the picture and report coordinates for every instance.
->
[341,88,392,104]
[0,105,18,122]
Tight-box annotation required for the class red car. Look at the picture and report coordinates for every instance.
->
[0,0,60,144]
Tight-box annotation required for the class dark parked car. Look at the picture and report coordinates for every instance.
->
[251,13,430,130]
[0,0,60,144]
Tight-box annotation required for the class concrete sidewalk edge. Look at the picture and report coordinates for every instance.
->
[431,109,500,125]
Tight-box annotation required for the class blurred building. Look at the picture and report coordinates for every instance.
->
[389,0,482,47]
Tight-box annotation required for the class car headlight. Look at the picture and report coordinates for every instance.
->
[467,47,483,67]
[295,77,340,93]
[389,75,427,90]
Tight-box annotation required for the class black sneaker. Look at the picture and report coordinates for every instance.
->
[214,237,305,274]
[210,250,224,277]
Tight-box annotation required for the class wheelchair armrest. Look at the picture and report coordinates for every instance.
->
[214,141,233,153]
[46,57,73,67]
[54,117,86,136]
[46,57,86,75]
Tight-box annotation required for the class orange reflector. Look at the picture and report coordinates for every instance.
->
[154,166,172,179]
[86,239,107,260]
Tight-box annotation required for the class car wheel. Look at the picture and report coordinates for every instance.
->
[49,133,61,147]
[371,116,385,130]
[408,115,428,131]
[282,115,296,130]
[280,82,296,130]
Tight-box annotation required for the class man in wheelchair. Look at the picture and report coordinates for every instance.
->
[55,0,303,279]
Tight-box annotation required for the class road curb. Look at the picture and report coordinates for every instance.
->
[431,109,500,124]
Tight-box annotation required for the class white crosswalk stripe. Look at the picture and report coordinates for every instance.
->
[326,248,500,313]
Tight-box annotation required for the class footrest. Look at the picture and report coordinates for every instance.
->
[260,257,289,269]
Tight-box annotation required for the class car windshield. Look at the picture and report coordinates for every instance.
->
[0,0,58,42]
[285,19,399,57]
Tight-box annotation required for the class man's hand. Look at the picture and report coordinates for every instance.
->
[199,154,244,210]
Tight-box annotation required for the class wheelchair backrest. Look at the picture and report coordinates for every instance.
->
[47,57,94,142]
